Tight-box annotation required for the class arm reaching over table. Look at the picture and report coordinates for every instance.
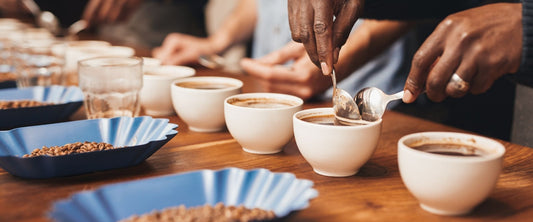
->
[152,0,257,65]
[82,0,143,27]
[241,19,411,100]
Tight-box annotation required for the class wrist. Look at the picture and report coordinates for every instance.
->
[207,34,231,55]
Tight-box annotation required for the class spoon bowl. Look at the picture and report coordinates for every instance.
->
[331,70,361,124]
[355,87,404,121]
[199,54,226,69]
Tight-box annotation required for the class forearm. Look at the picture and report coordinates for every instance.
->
[208,0,257,54]
[335,20,412,80]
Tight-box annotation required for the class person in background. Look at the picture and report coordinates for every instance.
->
[82,0,208,48]
[153,0,415,102]
[32,0,207,48]
[287,0,531,145]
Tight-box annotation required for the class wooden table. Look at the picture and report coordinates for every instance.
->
[1,67,533,222]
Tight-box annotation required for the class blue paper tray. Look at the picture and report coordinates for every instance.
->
[0,116,178,178]
[50,168,318,222]
[0,85,84,129]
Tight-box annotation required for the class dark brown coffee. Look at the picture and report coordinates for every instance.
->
[301,114,367,126]
[301,114,336,125]
[228,97,297,108]
[409,142,488,157]
[176,81,235,90]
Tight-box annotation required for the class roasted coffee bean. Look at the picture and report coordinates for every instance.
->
[23,141,117,158]
[121,203,276,222]
[0,100,53,109]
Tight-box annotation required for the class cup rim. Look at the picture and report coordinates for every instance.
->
[171,76,243,92]
[293,107,382,129]
[78,56,142,68]
[143,65,195,80]
[224,92,304,110]
[398,131,506,161]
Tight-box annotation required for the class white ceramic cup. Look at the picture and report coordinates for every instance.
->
[171,76,242,132]
[225,93,303,154]
[398,132,505,216]
[293,108,382,177]
[140,65,195,116]
[142,57,162,69]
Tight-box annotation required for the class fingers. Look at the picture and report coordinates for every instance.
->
[240,58,299,82]
[403,23,450,103]
[313,1,334,75]
[98,0,114,24]
[153,34,184,64]
[332,0,362,63]
[82,0,102,26]
[424,47,462,102]
[107,0,128,22]
[288,0,304,42]
[445,57,476,98]
[256,41,304,65]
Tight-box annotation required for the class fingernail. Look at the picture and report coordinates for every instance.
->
[403,90,414,103]
[321,62,329,75]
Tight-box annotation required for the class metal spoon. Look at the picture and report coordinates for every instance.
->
[198,54,226,69]
[355,87,404,121]
[331,69,362,125]
[21,0,61,36]
[67,20,88,36]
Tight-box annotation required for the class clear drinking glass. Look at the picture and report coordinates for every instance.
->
[78,56,143,119]
[13,39,66,87]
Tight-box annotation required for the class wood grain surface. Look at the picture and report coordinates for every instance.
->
[1,60,532,222]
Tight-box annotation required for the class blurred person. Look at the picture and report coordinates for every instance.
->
[153,0,414,101]
[33,0,207,48]
[287,0,529,143]
[83,0,208,48]
[0,0,31,19]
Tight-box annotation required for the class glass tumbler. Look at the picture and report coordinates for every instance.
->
[78,56,143,119]
[13,39,66,88]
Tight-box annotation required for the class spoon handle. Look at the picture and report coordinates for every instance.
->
[387,90,404,102]
[331,69,337,92]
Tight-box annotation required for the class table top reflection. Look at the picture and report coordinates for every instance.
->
[1,66,533,222]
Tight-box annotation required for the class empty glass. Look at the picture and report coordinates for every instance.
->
[78,56,143,119]
[13,39,66,88]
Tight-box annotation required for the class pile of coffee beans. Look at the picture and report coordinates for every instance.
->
[121,203,276,222]
[0,100,53,109]
[23,142,117,158]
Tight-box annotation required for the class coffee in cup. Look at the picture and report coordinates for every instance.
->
[398,132,505,216]
[225,93,303,154]
[171,76,243,132]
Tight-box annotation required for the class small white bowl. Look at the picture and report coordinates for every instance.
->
[171,76,242,132]
[293,108,382,177]
[142,57,162,68]
[225,93,303,154]
[398,132,505,215]
[140,65,195,116]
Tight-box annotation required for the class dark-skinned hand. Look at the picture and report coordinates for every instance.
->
[403,3,522,103]
[288,0,363,75]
